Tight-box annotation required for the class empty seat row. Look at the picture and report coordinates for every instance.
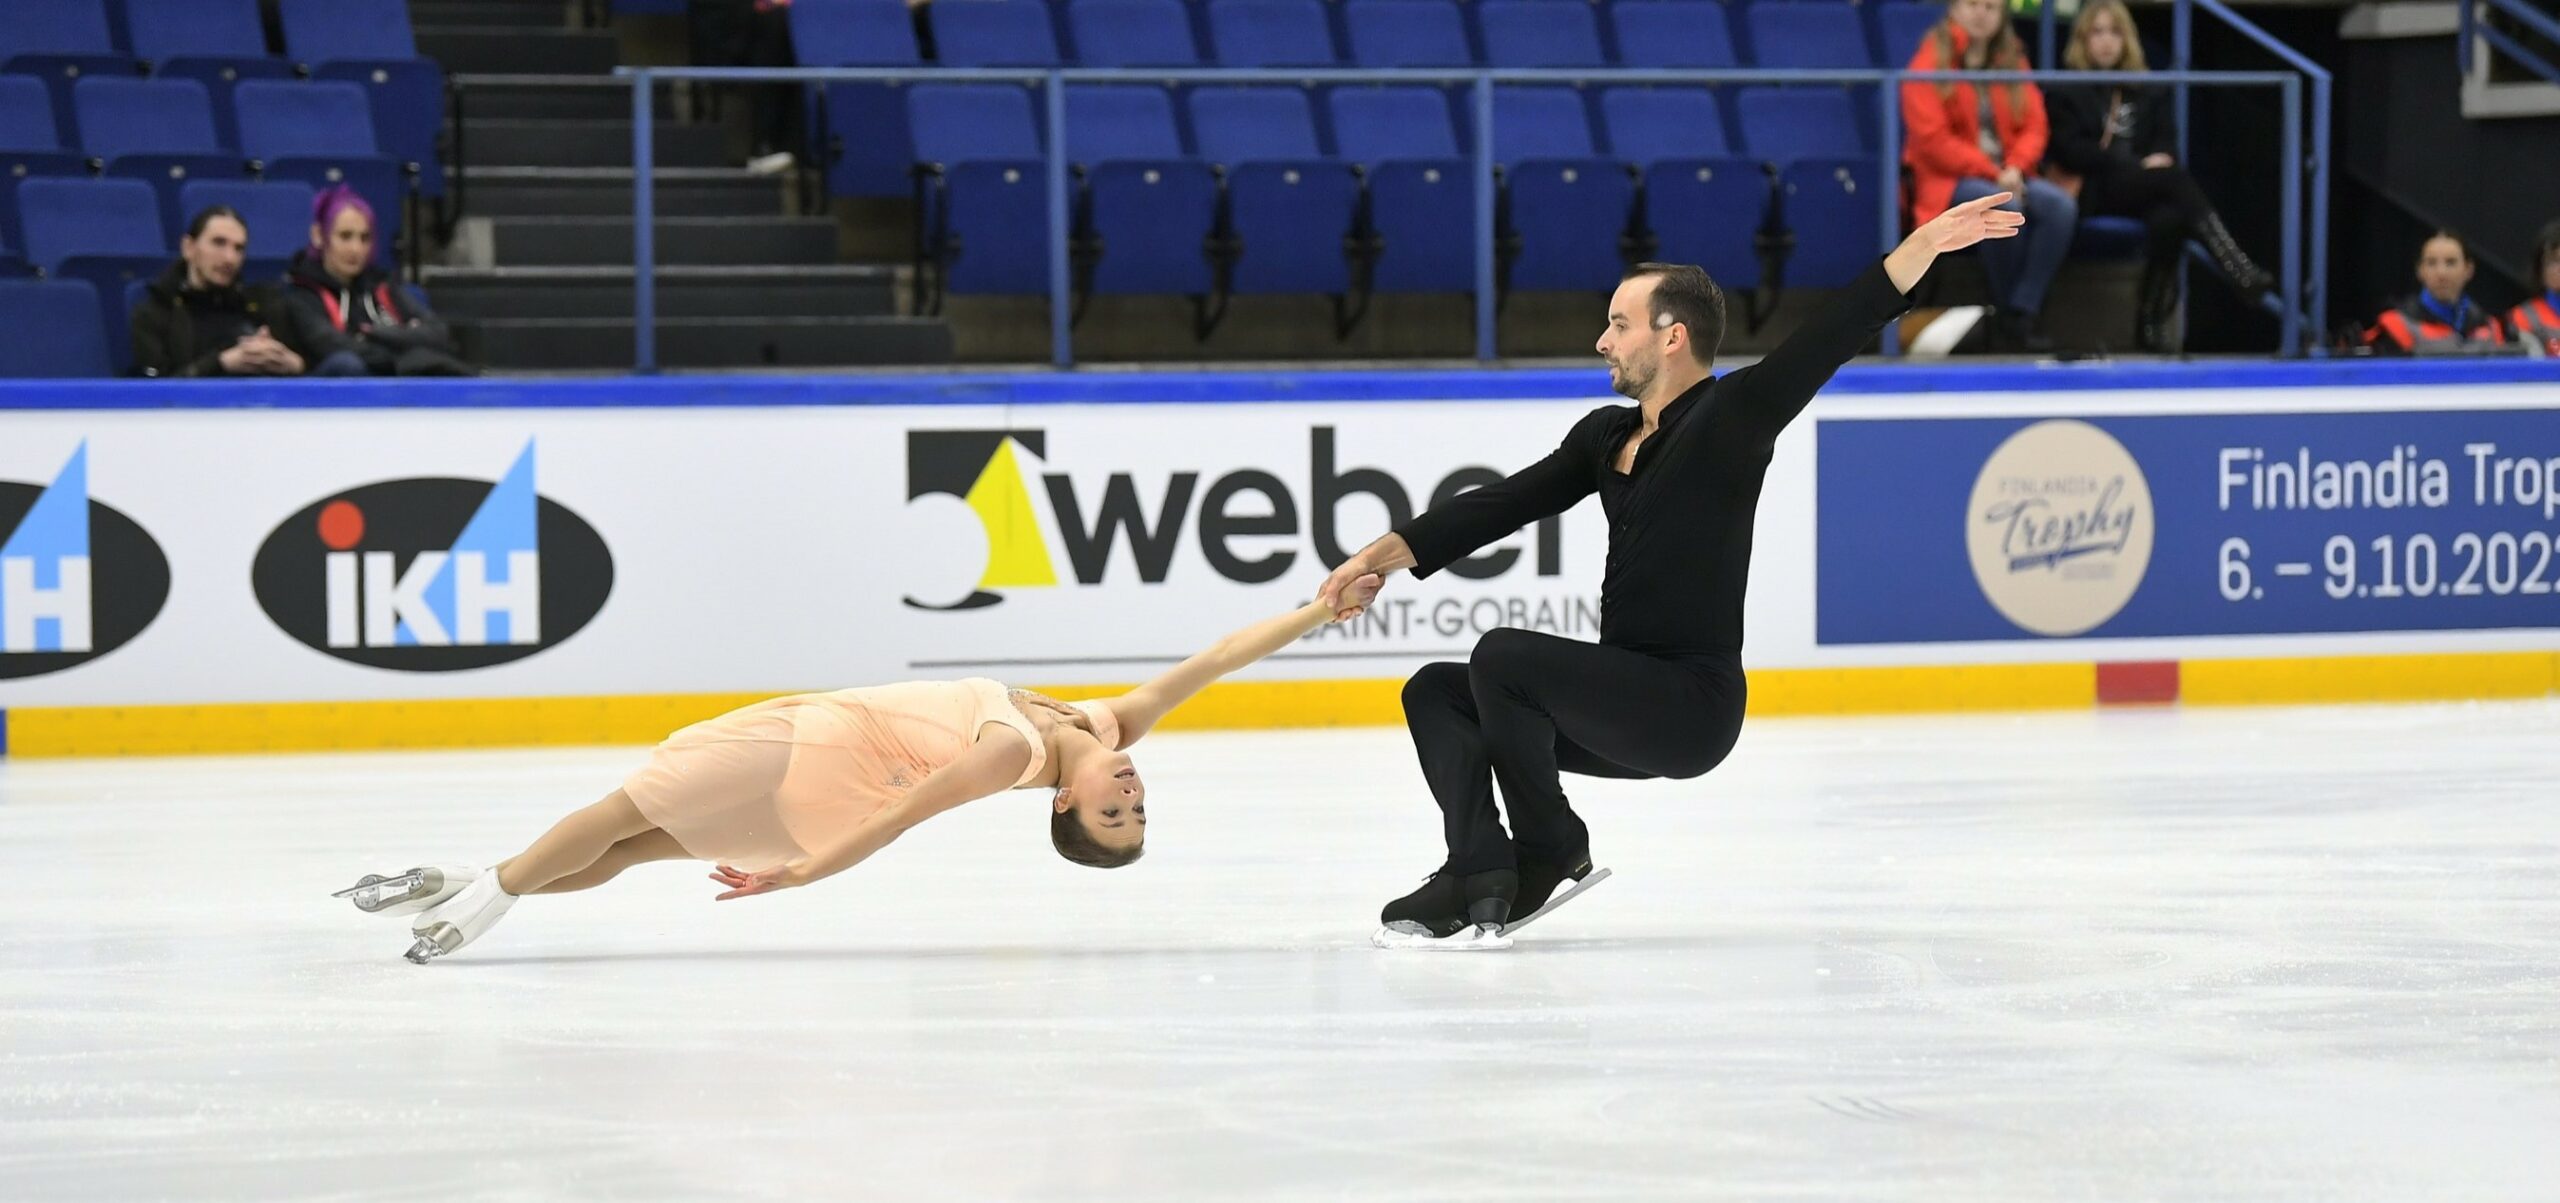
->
[802,0,1946,195]
[908,82,1883,305]
[2,0,446,196]
[0,76,408,261]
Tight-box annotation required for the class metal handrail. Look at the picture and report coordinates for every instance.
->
[2171,0,2333,355]
[616,64,2312,371]
[2461,0,2560,84]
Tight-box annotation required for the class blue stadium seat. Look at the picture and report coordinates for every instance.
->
[796,0,924,198]
[1065,85,1215,295]
[0,0,138,147]
[1735,87,1878,287]
[1068,0,1203,67]
[1330,87,1473,292]
[2073,214,2151,258]
[75,77,250,237]
[124,0,271,64]
[276,0,420,62]
[1610,2,1739,69]
[1601,87,1764,288]
[0,77,91,253]
[0,279,112,377]
[16,177,168,365]
[1208,0,1339,68]
[930,1,1063,67]
[234,80,405,260]
[179,178,316,280]
[1746,3,1877,68]
[1188,86,1357,294]
[1478,1,1608,69]
[1876,4,1944,65]
[1494,87,1633,291]
[1341,1,1474,68]
[908,83,1051,295]
[312,61,449,200]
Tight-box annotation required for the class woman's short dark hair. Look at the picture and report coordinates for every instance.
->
[1051,804,1143,869]
[2423,228,2476,264]
[1625,262,1726,366]
[185,205,245,241]
[2533,219,2560,271]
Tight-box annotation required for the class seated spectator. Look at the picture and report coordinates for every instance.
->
[2364,230,2511,355]
[284,185,475,376]
[132,206,363,378]
[2045,0,2274,352]
[2507,219,2560,358]
[1903,0,2076,352]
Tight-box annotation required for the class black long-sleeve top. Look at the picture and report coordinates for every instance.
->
[1395,261,1912,660]
[2044,81,2176,182]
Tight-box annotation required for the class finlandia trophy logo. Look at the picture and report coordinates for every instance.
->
[0,442,172,680]
[252,441,614,671]
[1965,419,2155,636]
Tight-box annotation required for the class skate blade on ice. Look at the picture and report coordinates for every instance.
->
[1371,921,1514,952]
[1500,867,1611,936]
[332,866,471,916]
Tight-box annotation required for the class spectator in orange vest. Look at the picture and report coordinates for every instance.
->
[2364,231,2509,355]
[2506,219,2560,357]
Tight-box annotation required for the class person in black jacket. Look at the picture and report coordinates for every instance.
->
[282,185,475,377]
[1313,192,2027,948]
[2044,0,2275,352]
[130,206,362,378]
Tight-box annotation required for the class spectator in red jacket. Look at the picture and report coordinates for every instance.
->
[1903,0,2076,352]
[2364,231,2510,355]
[2507,219,2560,357]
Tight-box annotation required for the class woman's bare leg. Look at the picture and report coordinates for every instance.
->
[518,827,693,895]
[493,790,657,895]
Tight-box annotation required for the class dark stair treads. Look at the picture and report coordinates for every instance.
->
[460,119,731,170]
[423,265,900,319]
[412,1,570,29]
[450,75,677,123]
[482,216,840,266]
[417,28,622,75]
[456,167,785,218]
[456,315,956,369]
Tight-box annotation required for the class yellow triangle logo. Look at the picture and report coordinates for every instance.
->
[966,438,1057,589]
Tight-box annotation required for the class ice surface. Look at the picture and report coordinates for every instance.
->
[4,701,2557,1201]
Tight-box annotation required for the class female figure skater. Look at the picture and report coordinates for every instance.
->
[340,577,1381,963]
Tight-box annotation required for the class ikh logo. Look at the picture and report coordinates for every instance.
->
[1965,419,2155,637]
[903,427,1562,610]
[251,442,614,671]
[0,443,172,680]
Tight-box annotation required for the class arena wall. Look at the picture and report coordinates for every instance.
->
[3,360,2557,756]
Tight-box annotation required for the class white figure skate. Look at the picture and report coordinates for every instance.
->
[404,870,517,964]
[333,864,479,916]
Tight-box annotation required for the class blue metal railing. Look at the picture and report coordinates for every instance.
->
[2170,0,2333,354]
[2461,0,2560,85]
[617,62,2309,370]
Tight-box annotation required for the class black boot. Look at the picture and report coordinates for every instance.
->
[1462,868,1518,931]
[1381,867,1519,936]
[2197,212,2275,303]
[1515,850,1594,921]
[2136,261,2180,353]
[1991,310,2054,354]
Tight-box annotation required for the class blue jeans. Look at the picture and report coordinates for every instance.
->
[1952,176,2076,319]
[309,349,369,377]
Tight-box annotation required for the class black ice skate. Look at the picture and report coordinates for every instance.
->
[1503,856,1611,936]
[1373,868,1518,951]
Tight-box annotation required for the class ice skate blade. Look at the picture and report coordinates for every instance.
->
[336,866,472,916]
[403,934,446,965]
[1500,867,1611,936]
[1371,922,1513,952]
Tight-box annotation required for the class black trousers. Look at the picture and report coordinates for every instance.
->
[1403,629,1747,875]
[2085,163,2216,263]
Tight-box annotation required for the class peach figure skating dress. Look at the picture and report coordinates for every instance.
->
[622,678,1118,871]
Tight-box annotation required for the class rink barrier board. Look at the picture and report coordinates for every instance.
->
[3,650,2554,758]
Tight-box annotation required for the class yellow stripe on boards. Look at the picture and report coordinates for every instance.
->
[5,693,783,758]
[1745,663,2096,716]
[2180,651,2557,707]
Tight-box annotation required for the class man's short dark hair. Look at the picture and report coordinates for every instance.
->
[185,205,244,241]
[2533,219,2560,271]
[1626,262,1726,366]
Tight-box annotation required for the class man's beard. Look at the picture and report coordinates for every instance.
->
[1609,360,1652,399]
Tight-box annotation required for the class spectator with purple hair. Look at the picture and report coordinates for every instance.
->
[283,185,475,376]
